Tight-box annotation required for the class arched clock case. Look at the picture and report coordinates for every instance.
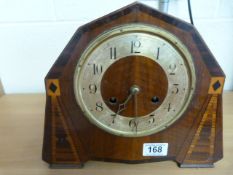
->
[42,2,225,168]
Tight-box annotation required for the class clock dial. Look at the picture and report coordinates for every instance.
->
[74,24,196,137]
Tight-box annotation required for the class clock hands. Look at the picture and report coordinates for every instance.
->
[133,89,139,131]
[112,85,140,124]
[129,90,139,132]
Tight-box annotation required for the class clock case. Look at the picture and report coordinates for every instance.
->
[42,2,225,168]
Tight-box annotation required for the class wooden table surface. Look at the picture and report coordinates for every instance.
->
[0,92,232,175]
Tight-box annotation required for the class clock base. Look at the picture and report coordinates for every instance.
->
[48,161,215,169]
[179,163,214,168]
[49,163,84,169]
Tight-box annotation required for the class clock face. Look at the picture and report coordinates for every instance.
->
[74,24,196,137]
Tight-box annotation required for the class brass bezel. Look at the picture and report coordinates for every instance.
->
[74,23,196,137]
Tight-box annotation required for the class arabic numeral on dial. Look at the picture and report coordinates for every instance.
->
[96,102,103,112]
[89,84,97,94]
[110,47,116,59]
[166,103,172,112]
[129,119,138,131]
[148,115,155,124]
[172,84,179,94]
[93,64,103,75]
[168,63,176,75]
[156,47,160,60]
[131,40,141,53]
[165,103,175,112]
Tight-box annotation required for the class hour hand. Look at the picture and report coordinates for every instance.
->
[117,93,133,114]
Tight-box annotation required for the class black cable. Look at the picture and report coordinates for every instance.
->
[187,0,194,25]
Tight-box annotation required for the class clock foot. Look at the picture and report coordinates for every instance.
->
[49,163,84,169]
[179,163,214,168]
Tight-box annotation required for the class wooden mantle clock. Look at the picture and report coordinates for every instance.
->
[42,2,225,168]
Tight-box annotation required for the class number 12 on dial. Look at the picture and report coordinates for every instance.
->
[143,143,168,156]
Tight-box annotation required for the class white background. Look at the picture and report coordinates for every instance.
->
[0,0,232,93]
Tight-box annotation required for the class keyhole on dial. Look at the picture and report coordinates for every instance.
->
[151,96,159,104]
[109,97,117,105]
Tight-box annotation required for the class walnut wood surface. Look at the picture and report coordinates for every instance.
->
[42,2,225,168]
[101,56,168,117]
